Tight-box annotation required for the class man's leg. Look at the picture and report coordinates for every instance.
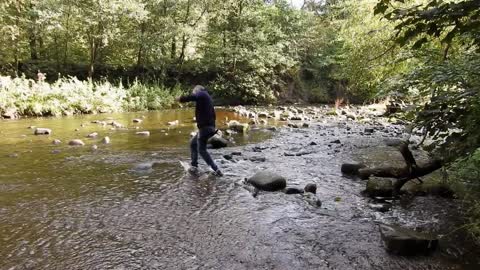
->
[190,134,199,168]
[197,127,219,171]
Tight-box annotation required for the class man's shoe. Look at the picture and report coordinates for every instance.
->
[188,166,200,175]
[212,169,224,177]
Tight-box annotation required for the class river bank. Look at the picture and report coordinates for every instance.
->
[0,106,479,269]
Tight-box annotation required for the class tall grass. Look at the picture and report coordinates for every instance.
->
[0,75,186,117]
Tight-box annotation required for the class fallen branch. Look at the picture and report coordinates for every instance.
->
[342,140,443,194]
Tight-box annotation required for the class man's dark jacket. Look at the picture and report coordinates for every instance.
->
[179,90,216,129]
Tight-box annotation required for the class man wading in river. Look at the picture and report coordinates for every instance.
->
[178,85,223,177]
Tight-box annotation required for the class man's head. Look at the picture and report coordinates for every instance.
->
[192,85,205,94]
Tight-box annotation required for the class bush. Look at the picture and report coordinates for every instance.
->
[0,75,185,117]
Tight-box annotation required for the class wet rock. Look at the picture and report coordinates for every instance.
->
[258,112,269,118]
[285,187,304,194]
[302,122,310,128]
[259,119,267,125]
[68,139,85,146]
[133,118,143,123]
[289,115,303,121]
[228,120,249,133]
[91,145,98,151]
[369,203,392,212]
[330,139,341,144]
[101,136,111,144]
[304,183,317,194]
[109,121,123,128]
[364,127,374,134]
[2,108,18,119]
[223,154,233,160]
[266,126,277,131]
[208,135,228,149]
[309,141,317,146]
[232,151,242,156]
[379,224,438,256]
[86,132,98,138]
[51,149,61,154]
[365,178,393,197]
[249,156,266,162]
[136,131,150,136]
[247,171,287,192]
[52,139,62,145]
[7,153,19,158]
[287,123,299,128]
[28,126,36,129]
[168,120,179,126]
[34,128,52,135]
[341,163,366,175]
[303,192,322,207]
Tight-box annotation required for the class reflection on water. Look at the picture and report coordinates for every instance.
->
[0,109,478,269]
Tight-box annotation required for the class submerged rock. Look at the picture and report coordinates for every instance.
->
[303,192,322,207]
[52,139,62,145]
[68,139,85,146]
[379,224,438,256]
[208,135,228,149]
[247,171,287,192]
[365,178,393,197]
[34,128,52,135]
[227,120,249,133]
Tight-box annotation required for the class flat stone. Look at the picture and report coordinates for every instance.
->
[68,139,85,146]
[341,163,366,175]
[136,131,150,136]
[34,128,52,135]
[379,224,438,256]
[86,132,98,138]
[249,156,266,162]
[247,171,287,192]
[285,187,304,194]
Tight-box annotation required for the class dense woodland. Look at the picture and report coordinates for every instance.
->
[1,0,480,235]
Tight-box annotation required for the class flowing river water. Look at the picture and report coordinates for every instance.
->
[0,108,478,270]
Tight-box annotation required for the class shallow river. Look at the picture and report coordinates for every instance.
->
[0,108,478,269]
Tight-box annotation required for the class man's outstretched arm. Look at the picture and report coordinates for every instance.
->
[178,93,198,103]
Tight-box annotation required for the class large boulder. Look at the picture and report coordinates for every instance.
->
[247,171,287,191]
[365,178,393,197]
[379,224,438,256]
[208,135,228,149]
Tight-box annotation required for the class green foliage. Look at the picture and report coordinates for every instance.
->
[0,75,182,116]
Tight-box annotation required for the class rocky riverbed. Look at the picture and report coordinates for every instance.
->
[0,106,478,269]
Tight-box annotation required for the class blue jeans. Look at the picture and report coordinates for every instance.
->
[190,126,218,171]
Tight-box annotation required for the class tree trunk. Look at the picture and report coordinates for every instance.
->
[170,36,176,60]
[88,38,96,79]
[136,22,146,67]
